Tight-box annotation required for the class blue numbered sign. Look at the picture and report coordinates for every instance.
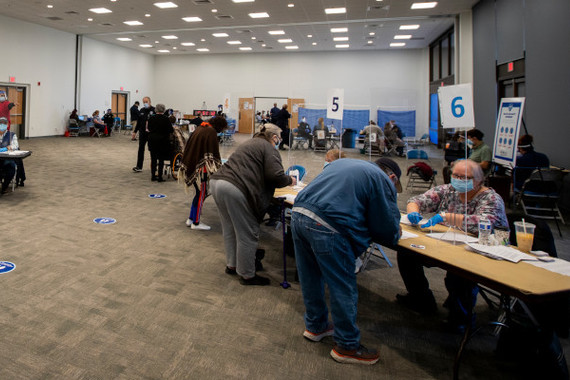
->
[149,194,167,199]
[93,217,117,225]
[0,261,16,274]
[437,84,475,129]
[326,88,344,120]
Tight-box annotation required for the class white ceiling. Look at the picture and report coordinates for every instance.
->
[0,0,479,55]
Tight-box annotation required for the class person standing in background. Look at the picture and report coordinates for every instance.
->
[270,103,280,124]
[132,96,155,173]
[0,90,15,131]
[130,101,140,141]
[147,103,174,182]
[275,104,291,150]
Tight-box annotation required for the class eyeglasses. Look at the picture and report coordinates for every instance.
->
[451,174,474,180]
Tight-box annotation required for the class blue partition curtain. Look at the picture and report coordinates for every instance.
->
[298,108,370,134]
[429,93,439,145]
[377,109,416,138]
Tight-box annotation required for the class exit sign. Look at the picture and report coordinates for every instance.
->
[508,62,514,72]
[9,76,15,82]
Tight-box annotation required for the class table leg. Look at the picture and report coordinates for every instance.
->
[279,199,291,289]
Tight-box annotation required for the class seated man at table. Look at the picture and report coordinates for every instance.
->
[291,158,401,365]
[513,134,550,191]
[0,117,18,194]
[397,159,508,332]
[360,121,385,153]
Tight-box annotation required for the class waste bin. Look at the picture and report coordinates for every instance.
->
[342,129,357,148]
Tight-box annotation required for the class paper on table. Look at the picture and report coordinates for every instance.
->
[400,214,429,225]
[427,232,478,244]
[7,150,30,155]
[527,257,570,277]
[466,243,538,263]
[400,230,418,240]
[284,194,296,204]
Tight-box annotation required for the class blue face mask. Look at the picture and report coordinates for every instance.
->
[451,177,474,193]
[467,139,474,148]
[0,124,7,132]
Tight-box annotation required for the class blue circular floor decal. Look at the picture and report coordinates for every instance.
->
[149,193,167,199]
[93,217,117,225]
[0,261,16,274]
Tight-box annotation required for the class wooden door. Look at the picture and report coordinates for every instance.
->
[287,98,305,131]
[238,97,254,134]
[112,92,128,123]
[0,85,26,138]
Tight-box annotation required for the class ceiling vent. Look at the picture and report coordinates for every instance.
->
[237,29,252,34]
[367,5,390,11]
[215,15,233,20]
[65,11,79,15]
[100,23,113,26]
[193,0,213,4]
[46,16,63,21]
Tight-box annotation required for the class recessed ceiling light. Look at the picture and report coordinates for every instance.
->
[312,42,317,46]
[285,45,298,50]
[369,32,375,36]
[173,47,177,50]
[213,33,229,37]
[307,34,312,38]
[182,16,202,22]
[240,47,252,51]
[87,18,93,21]
[145,14,151,17]
[394,35,412,39]
[331,27,348,33]
[390,42,406,47]
[181,42,195,46]
[47,5,53,9]
[333,36,349,42]
[325,7,346,14]
[368,41,373,44]
[249,12,269,18]
[268,30,285,35]
[201,38,206,42]
[251,36,256,40]
[197,48,209,52]
[158,50,170,53]
[335,44,349,48]
[411,2,437,9]
[154,2,178,9]
[261,44,266,47]
[124,20,143,26]
[227,40,242,45]
[211,9,218,13]
[155,40,160,43]
[288,3,294,7]
[162,35,178,39]
[117,37,132,42]
[278,39,293,43]
[400,24,420,30]
[232,0,254,3]
[89,8,112,14]
[111,0,117,2]
[140,44,153,48]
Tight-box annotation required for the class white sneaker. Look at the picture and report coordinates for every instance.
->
[185,218,193,227]
[191,223,211,231]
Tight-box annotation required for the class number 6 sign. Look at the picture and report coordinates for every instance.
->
[327,88,344,120]
[438,83,475,129]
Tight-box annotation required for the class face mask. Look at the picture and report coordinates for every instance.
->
[0,96,5,102]
[467,139,474,148]
[451,177,474,193]
[323,161,330,168]
[144,103,150,108]
[0,124,7,132]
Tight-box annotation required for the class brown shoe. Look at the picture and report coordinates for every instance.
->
[330,345,379,365]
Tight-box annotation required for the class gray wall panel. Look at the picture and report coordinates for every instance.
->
[496,0,525,64]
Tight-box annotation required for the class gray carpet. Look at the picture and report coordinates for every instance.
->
[1,132,568,379]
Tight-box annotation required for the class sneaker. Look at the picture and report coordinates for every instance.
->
[396,293,437,315]
[239,275,270,286]
[330,345,379,365]
[185,218,193,227]
[132,167,142,173]
[225,266,237,275]
[191,223,211,231]
[303,324,334,342]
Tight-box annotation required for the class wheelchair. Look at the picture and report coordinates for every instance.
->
[167,126,190,181]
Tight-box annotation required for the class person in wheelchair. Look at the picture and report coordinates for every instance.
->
[295,117,313,149]
[312,118,329,149]
[102,109,114,136]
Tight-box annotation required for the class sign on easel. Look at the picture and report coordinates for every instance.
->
[438,83,475,129]
[327,88,344,120]
[492,98,525,167]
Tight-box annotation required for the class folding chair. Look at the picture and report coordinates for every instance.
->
[363,133,384,156]
[313,130,327,152]
[406,149,437,192]
[68,119,80,137]
[220,125,236,146]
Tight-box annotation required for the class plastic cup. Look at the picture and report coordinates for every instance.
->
[514,221,535,253]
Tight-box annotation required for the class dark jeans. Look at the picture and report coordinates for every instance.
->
[0,159,16,191]
[136,132,148,169]
[150,150,165,179]
[397,250,478,325]
[279,127,291,149]
[15,158,26,184]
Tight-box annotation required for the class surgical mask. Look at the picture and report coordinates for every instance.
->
[0,124,7,132]
[274,142,279,150]
[467,139,474,148]
[0,96,5,102]
[451,177,474,193]
[144,103,150,108]
[323,161,330,168]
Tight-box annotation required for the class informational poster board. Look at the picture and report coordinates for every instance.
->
[327,88,344,120]
[492,97,525,167]
[437,83,475,129]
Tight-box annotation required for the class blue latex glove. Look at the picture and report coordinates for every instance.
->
[421,214,444,228]
[0,147,7,152]
[407,212,423,225]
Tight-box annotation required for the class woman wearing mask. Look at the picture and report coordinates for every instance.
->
[210,124,296,286]
[0,117,18,194]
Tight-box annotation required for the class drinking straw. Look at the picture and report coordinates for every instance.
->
[522,218,527,234]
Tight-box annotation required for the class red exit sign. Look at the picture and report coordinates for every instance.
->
[508,62,514,72]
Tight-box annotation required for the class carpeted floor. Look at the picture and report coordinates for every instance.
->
[1,132,568,379]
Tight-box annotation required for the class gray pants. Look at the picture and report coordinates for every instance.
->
[210,179,260,278]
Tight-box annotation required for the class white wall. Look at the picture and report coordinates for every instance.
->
[80,38,155,120]
[458,11,474,84]
[0,14,76,137]
[154,49,429,135]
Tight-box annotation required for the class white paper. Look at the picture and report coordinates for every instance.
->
[400,214,429,226]
[6,150,30,155]
[465,243,538,263]
[284,194,296,204]
[427,232,478,244]
[526,257,570,277]
[400,230,418,240]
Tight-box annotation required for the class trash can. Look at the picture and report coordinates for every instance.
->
[342,129,357,148]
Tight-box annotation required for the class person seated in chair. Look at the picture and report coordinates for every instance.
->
[466,128,493,177]
[0,117,19,194]
[397,159,508,332]
[92,110,106,136]
[513,134,550,191]
[312,118,329,149]
[102,109,114,136]
[360,121,385,153]
[383,121,405,156]
[296,117,313,148]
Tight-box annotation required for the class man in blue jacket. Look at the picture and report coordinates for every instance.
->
[291,158,402,365]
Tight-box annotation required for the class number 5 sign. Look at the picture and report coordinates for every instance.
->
[327,88,344,120]
[438,83,475,129]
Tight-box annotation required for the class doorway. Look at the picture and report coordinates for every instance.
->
[111,92,128,125]
[0,84,27,138]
